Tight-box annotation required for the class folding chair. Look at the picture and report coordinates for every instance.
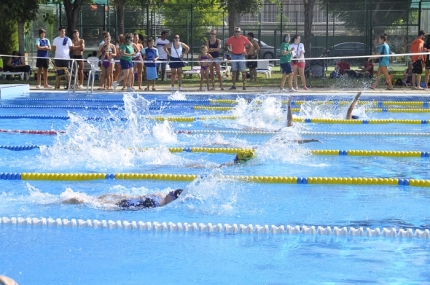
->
[51,60,70,89]
[183,66,201,78]
[309,64,327,87]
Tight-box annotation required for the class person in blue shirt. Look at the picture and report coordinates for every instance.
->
[35,28,52,88]
[370,33,394,90]
[142,38,159,91]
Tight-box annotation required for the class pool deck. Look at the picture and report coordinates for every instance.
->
[1,83,430,97]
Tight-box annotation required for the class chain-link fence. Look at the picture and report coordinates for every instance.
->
[25,1,426,67]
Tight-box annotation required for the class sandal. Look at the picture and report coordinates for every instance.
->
[144,87,149,91]
[97,87,105,90]
[220,87,224,91]
[152,87,156,91]
[121,86,126,91]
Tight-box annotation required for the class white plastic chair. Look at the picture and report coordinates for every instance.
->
[256,61,272,78]
[86,57,100,93]
[183,66,201,78]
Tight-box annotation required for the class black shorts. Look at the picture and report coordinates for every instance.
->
[36,58,49,69]
[55,59,70,69]
[412,59,423,74]
[71,55,83,59]
[426,60,430,70]
[247,55,257,69]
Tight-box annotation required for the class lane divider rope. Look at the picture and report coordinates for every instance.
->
[0,216,428,238]
[0,172,427,186]
[294,118,430,124]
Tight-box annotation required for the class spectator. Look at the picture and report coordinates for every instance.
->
[410,30,426,90]
[98,35,116,90]
[155,31,170,80]
[279,34,295,92]
[114,34,124,82]
[289,34,309,90]
[353,58,374,78]
[225,27,254,90]
[246,32,260,82]
[113,33,135,92]
[424,35,430,89]
[142,38,159,91]
[335,58,351,76]
[132,33,144,90]
[206,29,224,90]
[370,33,394,90]
[164,34,190,91]
[35,28,52,88]
[51,26,73,69]
[4,51,31,80]
[71,30,85,89]
[197,45,214,91]
[403,62,413,86]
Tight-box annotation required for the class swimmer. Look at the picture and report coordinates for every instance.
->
[0,276,18,285]
[346,92,361,119]
[63,189,183,210]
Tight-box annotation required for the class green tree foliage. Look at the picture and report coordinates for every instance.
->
[0,21,19,55]
[219,0,263,35]
[319,0,413,35]
[161,0,224,46]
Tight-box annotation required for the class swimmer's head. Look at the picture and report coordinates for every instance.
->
[351,115,359,120]
[234,151,255,163]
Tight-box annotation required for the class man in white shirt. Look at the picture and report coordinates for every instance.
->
[51,26,73,68]
[155,31,170,80]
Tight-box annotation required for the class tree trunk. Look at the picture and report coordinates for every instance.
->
[63,0,84,38]
[117,0,125,35]
[303,0,316,58]
[18,22,25,55]
[227,1,240,36]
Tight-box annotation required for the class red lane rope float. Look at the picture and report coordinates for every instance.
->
[0,129,65,135]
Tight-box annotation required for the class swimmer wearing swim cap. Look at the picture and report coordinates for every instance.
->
[233,150,255,164]
[62,189,184,209]
[346,92,361,120]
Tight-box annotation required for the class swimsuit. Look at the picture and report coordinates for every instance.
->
[117,195,162,209]
[200,55,209,70]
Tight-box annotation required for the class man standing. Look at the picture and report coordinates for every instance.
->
[246,32,260,82]
[410,30,426,90]
[225,27,254,90]
[51,27,73,69]
[155,31,170,80]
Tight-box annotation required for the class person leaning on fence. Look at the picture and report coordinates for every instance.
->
[279,34,295,92]
[225,27,254,91]
[370,33,393,90]
[246,32,260,82]
[52,26,73,69]
[164,35,190,91]
[424,35,430,89]
[35,28,52,89]
[206,29,224,90]
[71,30,85,89]
[410,30,426,90]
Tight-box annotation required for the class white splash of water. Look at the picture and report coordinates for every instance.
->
[168,91,187,100]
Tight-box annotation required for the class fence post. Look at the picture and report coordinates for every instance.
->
[146,1,150,38]
[190,3,193,61]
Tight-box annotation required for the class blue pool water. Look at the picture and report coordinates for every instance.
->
[1,92,430,284]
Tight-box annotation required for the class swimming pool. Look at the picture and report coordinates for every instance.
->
[1,91,430,284]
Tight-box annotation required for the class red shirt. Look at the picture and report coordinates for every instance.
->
[226,35,251,55]
[365,62,374,76]
[411,38,424,62]
[336,61,350,74]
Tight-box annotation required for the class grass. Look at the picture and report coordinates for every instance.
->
[0,63,410,89]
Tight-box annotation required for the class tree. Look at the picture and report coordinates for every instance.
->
[303,0,317,59]
[62,0,86,37]
[0,0,40,54]
[319,0,413,40]
[219,0,263,35]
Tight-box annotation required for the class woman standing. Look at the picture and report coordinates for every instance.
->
[114,34,124,82]
[164,35,190,91]
[113,33,135,92]
[71,30,85,89]
[132,33,144,90]
[289,35,309,90]
[206,29,224,90]
[98,35,116,90]
[370,33,394,90]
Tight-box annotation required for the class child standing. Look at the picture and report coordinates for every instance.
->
[197,45,213,91]
[279,34,295,92]
[98,36,116,90]
[36,28,52,89]
[142,38,159,91]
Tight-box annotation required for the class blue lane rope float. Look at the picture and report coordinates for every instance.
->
[1,216,429,238]
[295,118,430,124]
[11,98,124,103]
[0,172,420,187]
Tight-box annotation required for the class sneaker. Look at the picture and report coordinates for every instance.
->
[303,86,309,90]
[280,88,288,92]
[179,87,183,91]
[229,85,236,90]
[126,87,134,92]
[170,86,175,91]
[289,88,297,92]
[36,85,41,89]
[113,81,118,90]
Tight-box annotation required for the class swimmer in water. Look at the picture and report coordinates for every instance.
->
[346,92,361,120]
[63,189,183,209]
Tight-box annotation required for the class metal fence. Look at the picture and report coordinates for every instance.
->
[25,1,427,67]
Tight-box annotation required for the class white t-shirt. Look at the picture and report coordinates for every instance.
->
[290,43,305,61]
[52,36,73,59]
[155,38,170,60]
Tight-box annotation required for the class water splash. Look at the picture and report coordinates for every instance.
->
[168,91,187,100]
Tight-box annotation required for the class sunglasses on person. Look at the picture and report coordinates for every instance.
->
[210,33,216,35]
[174,37,179,39]
[234,31,240,33]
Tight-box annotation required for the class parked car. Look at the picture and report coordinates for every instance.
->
[327,42,366,58]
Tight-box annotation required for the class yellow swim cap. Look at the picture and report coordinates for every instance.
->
[236,151,255,163]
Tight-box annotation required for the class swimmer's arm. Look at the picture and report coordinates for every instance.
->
[295,139,322,144]
[346,92,361,120]
[287,96,293,127]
